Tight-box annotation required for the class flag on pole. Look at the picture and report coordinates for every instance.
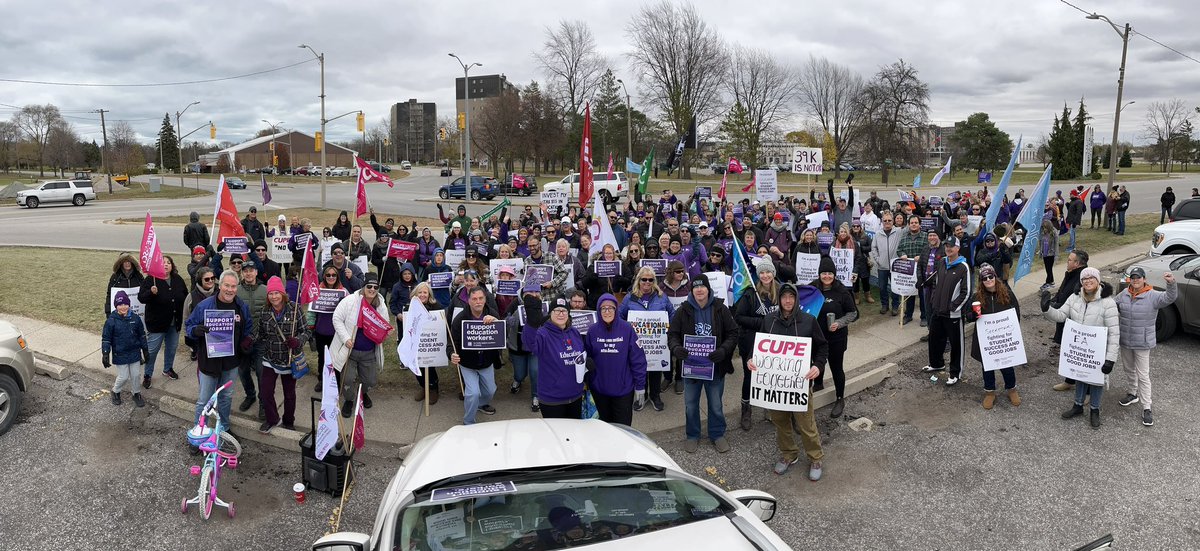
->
[741,173,757,193]
[637,149,654,197]
[727,157,743,174]
[211,175,245,244]
[354,156,394,188]
[351,385,365,451]
[589,186,618,255]
[298,239,320,305]
[1013,165,1053,283]
[929,156,952,186]
[397,297,431,376]
[730,235,756,305]
[717,171,728,201]
[913,173,922,188]
[355,174,369,218]
[260,173,271,205]
[315,348,339,460]
[357,297,393,344]
[985,136,1022,230]
[139,212,168,279]
[666,116,696,173]
[578,102,594,209]
[626,157,642,175]
[606,153,615,181]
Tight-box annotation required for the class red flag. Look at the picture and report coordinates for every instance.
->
[298,240,320,305]
[354,156,394,188]
[357,297,392,344]
[741,173,757,192]
[727,157,743,174]
[717,172,728,201]
[606,153,615,181]
[355,176,368,218]
[386,239,417,260]
[578,103,594,209]
[512,173,526,190]
[139,212,168,279]
[212,175,245,244]
[351,385,365,451]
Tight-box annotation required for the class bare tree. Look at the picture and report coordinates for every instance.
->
[46,121,82,176]
[796,56,866,179]
[0,121,19,172]
[724,45,795,170]
[1142,99,1191,175]
[858,59,930,184]
[519,81,564,176]
[472,91,523,178]
[108,121,145,177]
[626,0,728,179]
[535,20,606,115]
[13,104,64,176]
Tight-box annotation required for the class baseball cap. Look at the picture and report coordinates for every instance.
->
[1128,266,1146,278]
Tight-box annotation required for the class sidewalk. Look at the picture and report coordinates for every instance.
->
[4,241,1148,455]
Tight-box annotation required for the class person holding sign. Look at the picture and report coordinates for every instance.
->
[331,273,392,418]
[668,273,740,454]
[809,256,858,418]
[1113,266,1178,427]
[733,260,780,431]
[965,264,1022,410]
[583,294,647,425]
[521,292,587,420]
[305,266,348,392]
[137,255,188,388]
[747,283,829,479]
[1042,267,1119,429]
[619,266,676,412]
[402,282,445,404]
[185,270,253,427]
[448,287,502,424]
[105,253,145,315]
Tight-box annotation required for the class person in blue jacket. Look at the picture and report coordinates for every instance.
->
[422,248,453,308]
[584,293,648,426]
[521,287,587,419]
[618,266,675,411]
[101,290,148,407]
[185,270,254,427]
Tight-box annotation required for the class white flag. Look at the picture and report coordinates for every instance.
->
[929,156,952,186]
[396,298,430,376]
[588,187,618,255]
[315,346,340,460]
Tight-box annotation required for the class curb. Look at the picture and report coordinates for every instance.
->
[33,354,69,381]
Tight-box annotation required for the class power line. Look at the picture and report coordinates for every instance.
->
[0,58,315,87]
[1058,0,1200,66]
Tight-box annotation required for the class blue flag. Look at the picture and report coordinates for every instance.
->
[1012,164,1052,283]
[985,135,1022,230]
[913,174,921,189]
[626,157,642,175]
[730,236,756,306]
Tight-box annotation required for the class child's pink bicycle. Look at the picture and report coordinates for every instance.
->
[181,380,242,520]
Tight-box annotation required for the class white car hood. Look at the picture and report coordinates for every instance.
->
[562,514,787,550]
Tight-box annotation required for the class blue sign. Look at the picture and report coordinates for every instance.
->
[462,320,506,350]
[428,272,453,289]
[494,279,521,296]
[204,309,236,358]
[978,171,993,184]
[682,334,717,380]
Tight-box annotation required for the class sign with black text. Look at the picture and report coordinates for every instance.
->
[749,333,812,412]
[977,309,1027,371]
[462,320,506,350]
[1058,318,1106,385]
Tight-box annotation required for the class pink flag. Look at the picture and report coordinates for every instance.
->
[512,173,526,190]
[351,385,365,451]
[606,153,615,181]
[741,173,756,192]
[357,297,392,344]
[718,171,728,201]
[727,157,743,174]
[298,240,320,305]
[386,239,417,260]
[355,176,369,218]
[355,156,394,188]
[139,212,168,279]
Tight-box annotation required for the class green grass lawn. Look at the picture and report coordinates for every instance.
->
[94,183,211,201]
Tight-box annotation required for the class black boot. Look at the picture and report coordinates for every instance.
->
[1090,409,1101,429]
[739,401,752,431]
[1062,403,1084,419]
[831,398,845,419]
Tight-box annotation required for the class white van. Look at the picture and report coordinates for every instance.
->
[542,171,629,204]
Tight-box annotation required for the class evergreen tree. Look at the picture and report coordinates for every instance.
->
[1118,149,1133,168]
[1047,104,1079,180]
[719,102,755,165]
[592,70,625,163]
[156,114,180,172]
[1100,146,1111,169]
[948,112,1011,171]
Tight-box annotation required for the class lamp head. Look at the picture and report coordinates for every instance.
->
[1086,13,1100,19]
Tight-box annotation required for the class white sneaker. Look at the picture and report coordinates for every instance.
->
[921,365,945,373]
[945,377,960,386]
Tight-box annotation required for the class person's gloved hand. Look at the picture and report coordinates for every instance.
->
[192,325,210,338]
[101,352,111,369]
[239,336,254,353]
[140,348,149,365]
[708,351,724,364]
[634,389,646,407]
[286,337,302,350]
[1040,290,1053,312]
[1102,360,1114,374]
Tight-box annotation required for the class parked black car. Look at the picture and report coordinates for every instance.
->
[1170,197,1200,222]
[440,167,453,177]
[496,173,537,196]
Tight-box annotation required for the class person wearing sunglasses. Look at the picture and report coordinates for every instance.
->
[252,239,281,284]
[331,273,390,417]
[322,242,364,292]
[183,266,217,361]
[618,266,675,412]
[966,264,1022,410]
[306,266,348,392]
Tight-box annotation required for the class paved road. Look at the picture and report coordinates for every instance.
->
[2,167,1197,254]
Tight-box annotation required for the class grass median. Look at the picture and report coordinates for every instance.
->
[119,207,448,231]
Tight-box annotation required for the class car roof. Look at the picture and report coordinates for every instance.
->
[398,419,676,491]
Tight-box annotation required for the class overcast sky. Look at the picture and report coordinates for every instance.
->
[2,0,1196,150]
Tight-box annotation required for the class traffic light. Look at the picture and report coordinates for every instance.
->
[439,127,447,141]
[209,124,216,140]
[273,155,279,166]
[457,113,465,130]
[314,131,323,152]
[268,141,275,152]
[356,112,364,133]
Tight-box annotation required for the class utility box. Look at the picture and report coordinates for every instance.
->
[149,177,161,193]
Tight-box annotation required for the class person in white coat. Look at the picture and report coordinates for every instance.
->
[331,273,390,417]
[1042,267,1120,430]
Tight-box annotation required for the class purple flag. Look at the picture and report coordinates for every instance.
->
[260,173,271,205]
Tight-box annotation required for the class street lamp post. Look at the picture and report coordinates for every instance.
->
[449,53,481,191]
[175,101,200,186]
[1086,13,1130,193]
[300,44,327,208]
[616,78,633,164]
[262,119,284,175]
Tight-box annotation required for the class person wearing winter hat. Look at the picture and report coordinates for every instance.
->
[921,235,971,386]
[1113,265,1178,427]
[251,239,281,283]
[809,255,857,418]
[187,245,211,285]
[437,203,472,234]
[371,230,401,303]
[424,248,453,308]
[102,290,149,407]
[332,272,391,417]
[521,293,587,419]
[584,293,648,425]
[748,283,829,479]
[734,259,780,430]
[1043,266,1119,429]
[323,241,365,292]
[668,272,740,454]
[253,276,311,433]
[966,264,1022,410]
[332,210,353,241]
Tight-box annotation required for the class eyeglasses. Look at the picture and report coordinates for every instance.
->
[333,251,344,255]
[325,274,338,278]
[255,248,266,252]
[202,277,215,282]
[600,306,617,312]
[364,284,379,290]
[981,275,996,281]
[230,260,243,265]
[639,278,656,282]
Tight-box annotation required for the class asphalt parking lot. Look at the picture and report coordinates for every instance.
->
[2,292,1198,550]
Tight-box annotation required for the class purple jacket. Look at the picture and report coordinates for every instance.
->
[417,237,439,268]
[584,294,647,396]
[1089,190,1107,210]
[522,298,587,404]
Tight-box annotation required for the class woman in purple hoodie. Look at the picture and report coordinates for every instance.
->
[583,293,648,425]
[521,290,587,419]
[1088,184,1107,228]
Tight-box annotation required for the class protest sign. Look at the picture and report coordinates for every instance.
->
[204,309,236,358]
[269,236,291,264]
[695,186,711,200]
[830,247,854,287]
[319,237,339,265]
[443,248,465,268]
[109,287,145,317]
[965,215,983,236]
[978,171,993,183]
[804,211,828,231]
[594,260,621,278]
[791,147,823,175]
[667,295,687,309]
[222,236,249,254]
[817,232,833,248]
[749,333,813,412]
[494,279,521,296]
[703,271,729,303]
[540,189,568,215]
[928,195,943,207]
[628,311,670,372]
[358,300,392,344]
[310,288,347,313]
[639,258,667,277]
[755,169,779,203]
[562,259,576,290]
[488,259,524,283]
[897,190,914,203]
[890,258,918,296]
[428,271,453,289]
[386,239,417,261]
[795,253,821,283]
[570,310,598,334]
[417,310,448,368]
[682,334,717,380]
[462,320,506,350]
[424,508,467,546]
[351,255,370,277]
[919,217,937,232]
[523,264,554,287]
[1058,319,1107,385]
[976,309,1027,371]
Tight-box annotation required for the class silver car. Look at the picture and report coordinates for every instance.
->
[0,320,35,436]
[1120,254,1200,341]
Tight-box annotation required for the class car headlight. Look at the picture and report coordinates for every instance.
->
[1152,232,1163,247]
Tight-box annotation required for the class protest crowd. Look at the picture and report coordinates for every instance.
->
[105,164,1177,482]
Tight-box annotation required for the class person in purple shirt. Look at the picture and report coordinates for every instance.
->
[583,293,647,425]
[1088,184,1107,228]
[521,291,587,419]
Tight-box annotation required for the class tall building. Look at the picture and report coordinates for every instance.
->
[390,99,437,164]
[455,73,518,122]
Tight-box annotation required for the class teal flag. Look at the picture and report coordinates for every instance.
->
[985,135,1022,230]
[1013,164,1052,283]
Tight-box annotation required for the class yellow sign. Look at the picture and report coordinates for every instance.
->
[314,131,323,152]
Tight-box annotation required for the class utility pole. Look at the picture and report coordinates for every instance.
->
[450,53,481,189]
[300,44,327,208]
[96,109,112,194]
[617,79,633,163]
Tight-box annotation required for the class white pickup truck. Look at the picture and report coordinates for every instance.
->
[541,171,629,205]
[16,179,97,208]
[1151,220,1200,256]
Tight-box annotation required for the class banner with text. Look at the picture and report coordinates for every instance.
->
[830,247,854,287]
[1058,318,1106,385]
[976,309,1027,371]
[204,309,236,358]
[890,258,918,296]
[795,253,821,283]
[682,334,717,380]
[791,147,823,175]
[628,310,670,372]
[749,333,813,412]
[462,320,506,350]
[755,169,779,203]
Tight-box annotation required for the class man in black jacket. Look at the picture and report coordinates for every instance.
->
[183,212,209,252]
[920,236,971,385]
[1066,194,1086,252]
[1115,185,1131,235]
[241,206,266,243]
[1160,186,1176,223]
[667,273,739,455]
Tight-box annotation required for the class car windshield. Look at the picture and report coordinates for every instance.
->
[393,466,734,550]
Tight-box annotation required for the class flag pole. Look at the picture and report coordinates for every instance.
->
[443,315,466,397]
[423,364,430,417]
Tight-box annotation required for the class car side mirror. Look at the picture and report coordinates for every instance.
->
[1187,268,1200,281]
[311,532,370,551]
[728,489,777,522]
